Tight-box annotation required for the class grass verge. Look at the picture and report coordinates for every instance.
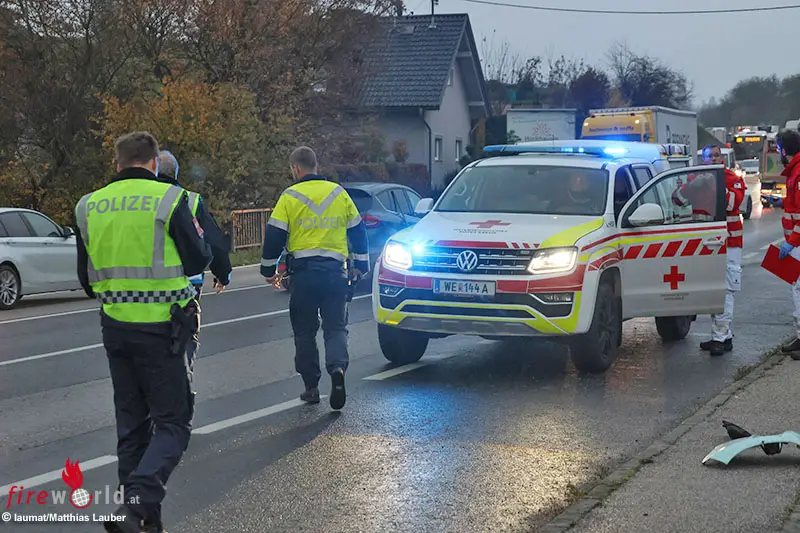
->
[229,248,262,268]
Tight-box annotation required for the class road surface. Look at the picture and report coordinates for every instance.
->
[0,201,793,532]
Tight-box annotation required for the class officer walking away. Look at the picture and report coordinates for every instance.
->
[696,144,745,356]
[74,132,212,533]
[157,150,232,375]
[775,129,800,356]
[261,146,369,410]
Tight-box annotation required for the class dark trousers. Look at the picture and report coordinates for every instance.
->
[103,327,194,523]
[289,267,350,389]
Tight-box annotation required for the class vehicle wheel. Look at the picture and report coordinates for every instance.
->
[378,324,428,364]
[743,197,752,220]
[569,279,621,374]
[655,316,693,342]
[0,264,22,310]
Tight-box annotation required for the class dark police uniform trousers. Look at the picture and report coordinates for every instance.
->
[289,258,350,389]
[104,322,195,523]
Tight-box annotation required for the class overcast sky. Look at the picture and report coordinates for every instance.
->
[423,0,799,107]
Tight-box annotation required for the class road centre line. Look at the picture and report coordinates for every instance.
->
[760,238,785,250]
[0,348,448,495]
[0,455,118,497]
[0,294,372,368]
[0,284,269,326]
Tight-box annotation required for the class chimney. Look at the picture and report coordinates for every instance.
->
[394,0,403,16]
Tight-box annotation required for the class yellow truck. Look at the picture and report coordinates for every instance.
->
[581,106,698,164]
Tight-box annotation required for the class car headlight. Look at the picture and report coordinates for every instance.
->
[527,247,577,275]
[383,241,412,270]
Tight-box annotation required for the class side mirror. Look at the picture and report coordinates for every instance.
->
[62,226,75,238]
[414,198,434,216]
[627,203,665,227]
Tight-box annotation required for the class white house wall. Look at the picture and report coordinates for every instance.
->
[376,112,428,168]
[424,60,472,189]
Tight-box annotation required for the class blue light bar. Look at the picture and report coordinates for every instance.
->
[483,144,629,157]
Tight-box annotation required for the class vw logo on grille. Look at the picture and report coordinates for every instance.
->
[456,250,479,272]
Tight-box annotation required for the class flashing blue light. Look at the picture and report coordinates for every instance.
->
[411,243,426,255]
[603,147,628,156]
[483,144,623,157]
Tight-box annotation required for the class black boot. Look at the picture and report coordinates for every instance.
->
[701,338,732,352]
[782,338,800,359]
[103,505,144,533]
[329,369,346,410]
[300,387,320,403]
[707,341,727,357]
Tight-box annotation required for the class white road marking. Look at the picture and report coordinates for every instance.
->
[362,363,429,380]
[743,252,760,260]
[0,294,372,368]
[0,394,320,493]
[760,238,784,250]
[0,455,118,496]
[0,284,270,326]
[192,397,325,435]
[362,354,457,381]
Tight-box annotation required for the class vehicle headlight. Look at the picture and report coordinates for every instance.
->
[527,247,577,275]
[383,241,413,270]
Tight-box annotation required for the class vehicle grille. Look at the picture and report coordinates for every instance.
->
[410,246,534,275]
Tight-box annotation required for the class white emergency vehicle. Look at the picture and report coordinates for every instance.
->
[372,140,729,374]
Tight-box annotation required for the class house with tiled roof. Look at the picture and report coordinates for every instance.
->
[360,13,491,189]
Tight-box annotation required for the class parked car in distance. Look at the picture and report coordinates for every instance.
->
[0,208,82,309]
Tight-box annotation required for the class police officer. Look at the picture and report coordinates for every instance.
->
[261,146,369,410]
[776,129,800,356]
[74,132,212,533]
[157,150,232,375]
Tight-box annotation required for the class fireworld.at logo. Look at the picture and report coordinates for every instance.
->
[5,458,138,510]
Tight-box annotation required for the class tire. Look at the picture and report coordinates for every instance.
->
[378,324,428,364]
[655,316,693,341]
[0,264,22,310]
[569,279,621,374]
[742,197,752,220]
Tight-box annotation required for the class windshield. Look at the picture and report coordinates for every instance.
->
[435,165,609,216]
[741,160,759,171]
[733,135,764,160]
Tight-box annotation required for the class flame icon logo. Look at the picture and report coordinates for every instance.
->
[61,458,93,509]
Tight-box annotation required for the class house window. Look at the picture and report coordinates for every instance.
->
[447,68,453,86]
[455,139,463,161]
[434,136,443,161]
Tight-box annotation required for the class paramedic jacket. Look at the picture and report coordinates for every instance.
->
[260,174,369,277]
[75,167,213,333]
[155,173,232,286]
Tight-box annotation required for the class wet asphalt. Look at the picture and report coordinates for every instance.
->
[0,200,793,532]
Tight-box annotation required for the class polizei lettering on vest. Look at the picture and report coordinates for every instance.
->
[295,216,346,229]
[86,196,161,214]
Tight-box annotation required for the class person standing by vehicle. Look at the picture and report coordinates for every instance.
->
[673,144,745,356]
[260,146,369,410]
[74,132,212,533]
[775,130,800,356]
[157,150,232,375]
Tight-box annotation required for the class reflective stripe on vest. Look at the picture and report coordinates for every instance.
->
[188,191,200,216]
[95,285,197,305]
[76,185,185,283]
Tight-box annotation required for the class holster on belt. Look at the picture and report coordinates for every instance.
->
[284,252,295,274]
[169,300,200,356]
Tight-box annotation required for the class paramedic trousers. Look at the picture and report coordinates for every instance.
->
[711,246,742,342]
[104,326,194,524]
[289,265,350,390]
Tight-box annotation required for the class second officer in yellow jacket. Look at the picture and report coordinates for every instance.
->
[261,146,369,410]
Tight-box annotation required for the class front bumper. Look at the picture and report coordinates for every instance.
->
[373,263,588,337]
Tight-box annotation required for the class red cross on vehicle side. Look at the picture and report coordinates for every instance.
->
[469,220,511,229]
[663,265,686,290]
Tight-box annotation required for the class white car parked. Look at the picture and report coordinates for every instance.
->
[0,208,82,309]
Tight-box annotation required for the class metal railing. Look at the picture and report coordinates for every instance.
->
[230,208,272,250]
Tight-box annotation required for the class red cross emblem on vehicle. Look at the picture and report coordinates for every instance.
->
[663,265,685,290]
[469,220,511,229]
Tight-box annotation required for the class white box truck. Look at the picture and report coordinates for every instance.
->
[506,108,576,143]
[581,106,698,163]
